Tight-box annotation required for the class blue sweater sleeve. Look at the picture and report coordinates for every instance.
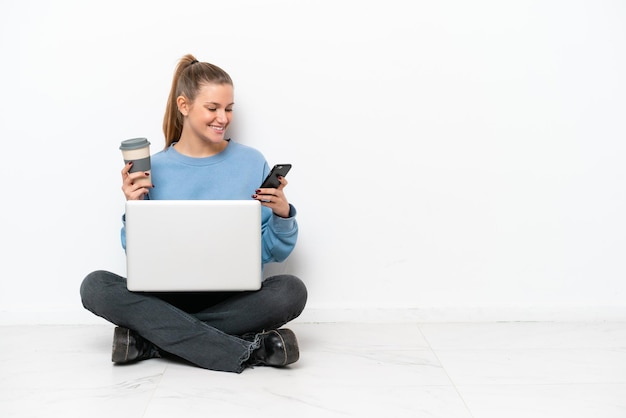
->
[261,204,298,264]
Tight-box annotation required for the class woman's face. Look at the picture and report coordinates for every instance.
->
[182,83,234,144]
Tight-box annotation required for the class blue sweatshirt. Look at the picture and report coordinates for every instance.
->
[121,140,298,265]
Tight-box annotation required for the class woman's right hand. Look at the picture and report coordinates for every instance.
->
[121,162,153,200]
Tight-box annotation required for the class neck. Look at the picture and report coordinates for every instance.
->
[174,135,228,157]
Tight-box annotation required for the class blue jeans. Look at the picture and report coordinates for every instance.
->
[80,270,307,373]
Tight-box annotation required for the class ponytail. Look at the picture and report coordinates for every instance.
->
[162,54,233,148]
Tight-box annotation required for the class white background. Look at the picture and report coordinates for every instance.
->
[0,0,624,323]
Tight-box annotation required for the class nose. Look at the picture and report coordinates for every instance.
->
[216,109,229,123]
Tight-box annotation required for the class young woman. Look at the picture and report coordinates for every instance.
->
[80,54,307,373]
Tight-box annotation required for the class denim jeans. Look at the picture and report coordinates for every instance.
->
[80,270,307,373]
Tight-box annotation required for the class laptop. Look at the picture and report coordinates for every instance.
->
[124,200,262,292]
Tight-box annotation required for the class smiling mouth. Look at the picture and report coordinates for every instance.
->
[210,125,225,132]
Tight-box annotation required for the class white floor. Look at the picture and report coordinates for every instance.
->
[1,321,625,418]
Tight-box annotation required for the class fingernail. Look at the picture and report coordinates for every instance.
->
[251,194,257,198]
[144,172,150,176]
[255,189,261,193]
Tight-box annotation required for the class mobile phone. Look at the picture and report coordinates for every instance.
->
[260,164,292,188]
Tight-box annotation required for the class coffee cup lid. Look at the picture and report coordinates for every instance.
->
[120,137,150,150]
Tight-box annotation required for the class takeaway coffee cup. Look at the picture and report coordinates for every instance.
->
[120,137,151,187]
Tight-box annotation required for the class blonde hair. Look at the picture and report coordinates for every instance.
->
[162,54,233,148]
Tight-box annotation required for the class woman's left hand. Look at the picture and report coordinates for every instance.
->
[252,176,291,218]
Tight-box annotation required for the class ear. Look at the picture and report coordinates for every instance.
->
[177,95,189,116]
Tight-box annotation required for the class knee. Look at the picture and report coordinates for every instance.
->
[79,270,121,310]
[270,274,308,313]
[80,270,102,309]
[289,275,308,309]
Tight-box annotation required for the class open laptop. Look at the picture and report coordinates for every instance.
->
[124,200,262,292]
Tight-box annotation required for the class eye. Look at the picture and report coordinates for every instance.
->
[226,108,233,112]
[207,108,217,112]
